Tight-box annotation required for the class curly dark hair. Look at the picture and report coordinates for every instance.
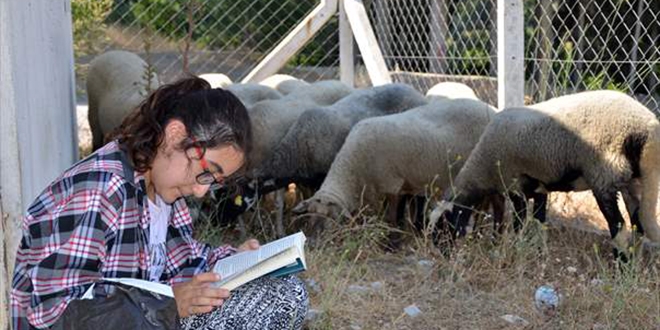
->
[115,76,252,173]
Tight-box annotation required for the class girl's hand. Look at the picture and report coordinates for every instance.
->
[172,272,229,317]
[237,238,260,252]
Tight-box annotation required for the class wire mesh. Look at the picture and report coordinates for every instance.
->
[72,0,338,100]
[364,0,498,105]
[72,0,660,113]
[525,0,660,113]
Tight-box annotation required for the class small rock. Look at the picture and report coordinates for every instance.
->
[404,304,422,318]
[500,314,529,326]
[305,308,323,322]
[590,279,604,286]
[349,324,362,330]
[566,266,577,274]
[418,259,434,268]
[592,323,607,330]
[535,285,559,316]
[370,281,383,290]
[347,284,370,294]
[305,278,321,293]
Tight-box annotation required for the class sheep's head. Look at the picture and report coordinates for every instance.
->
[291,197,344,243]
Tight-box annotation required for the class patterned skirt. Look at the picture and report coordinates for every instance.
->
[180,275,309,330]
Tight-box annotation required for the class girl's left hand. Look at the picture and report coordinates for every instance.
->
[237,238,260,252]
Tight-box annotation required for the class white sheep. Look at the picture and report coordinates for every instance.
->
[199,73,233,88]
[426,81,479,101]
[86,50,160,151]
[434,90,660,254]
[254,83,428,189]
[226,83,283,107]
[291,98,498,240]
[259,74,309,95]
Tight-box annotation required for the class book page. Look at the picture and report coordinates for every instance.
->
[101,278,174,297]
[218,246,301,291]
[212,232,306,287]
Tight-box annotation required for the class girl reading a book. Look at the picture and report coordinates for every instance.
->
[11,77,308,330]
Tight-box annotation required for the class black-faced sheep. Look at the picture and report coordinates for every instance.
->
[86,50,160,151]
[434,90,660,255]
[291,98,497,242]
[254,83,428,189]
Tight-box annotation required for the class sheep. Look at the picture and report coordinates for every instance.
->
[259,74,309,95]
[432,90,660,256]
[226,83,283,107]
[247,80,354,171]
[426,81,479,101]
[199,73,232,88]
[209,80,354,227]
[86,50,160,151]
[291,98,498,244]
[253,83,428,190]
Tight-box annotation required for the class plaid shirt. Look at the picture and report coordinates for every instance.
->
[11,141,235,329]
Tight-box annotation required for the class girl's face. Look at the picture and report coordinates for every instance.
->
[148,120,245,204]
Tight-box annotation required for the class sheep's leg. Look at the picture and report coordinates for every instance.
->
[385,194,406,251]
[237,215,248,242]
[621,182,643,235]
[531,192,548,223]
[593,188,631,259]
[490,194,506,234]
[509,193,527,232]
[275,188,285,237]
[412,195,427,233]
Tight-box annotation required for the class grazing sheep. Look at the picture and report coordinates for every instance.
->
[199,73,232,88]
[86,50,160,151]
[247,80,354,171]
[283,80,354,106]
[254,83,428,189]
[426,81,479,101]
[209,80,354,227]
[291,98,498,242]
[433,90,660,255]
[226,83,283,107]
[259,74,309,95]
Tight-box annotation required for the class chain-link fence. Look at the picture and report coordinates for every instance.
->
[525,0,659,113]
[365,0,498,105]
[73,0,340,101]
[73,0,659,112]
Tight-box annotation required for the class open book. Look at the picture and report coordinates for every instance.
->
[211,231,307,291]
[81,232,306,298]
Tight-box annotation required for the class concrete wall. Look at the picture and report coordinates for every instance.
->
[0,0,77,328]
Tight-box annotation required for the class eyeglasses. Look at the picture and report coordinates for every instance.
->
[191,138,223,190]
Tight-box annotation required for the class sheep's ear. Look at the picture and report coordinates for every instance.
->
[292,200,311,215]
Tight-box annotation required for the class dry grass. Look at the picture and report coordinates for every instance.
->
[192,194,660,330]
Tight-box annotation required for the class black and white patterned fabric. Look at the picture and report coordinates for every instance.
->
[180,275,308,330]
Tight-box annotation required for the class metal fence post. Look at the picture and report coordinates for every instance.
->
[339,0,355,87]
[497,0,524,109]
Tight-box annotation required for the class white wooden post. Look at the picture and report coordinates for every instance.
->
[344,0,392,85]
[497,0,524,109]
[339,0,355,87]
[242,0,338,83]
[0,0,78,326]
